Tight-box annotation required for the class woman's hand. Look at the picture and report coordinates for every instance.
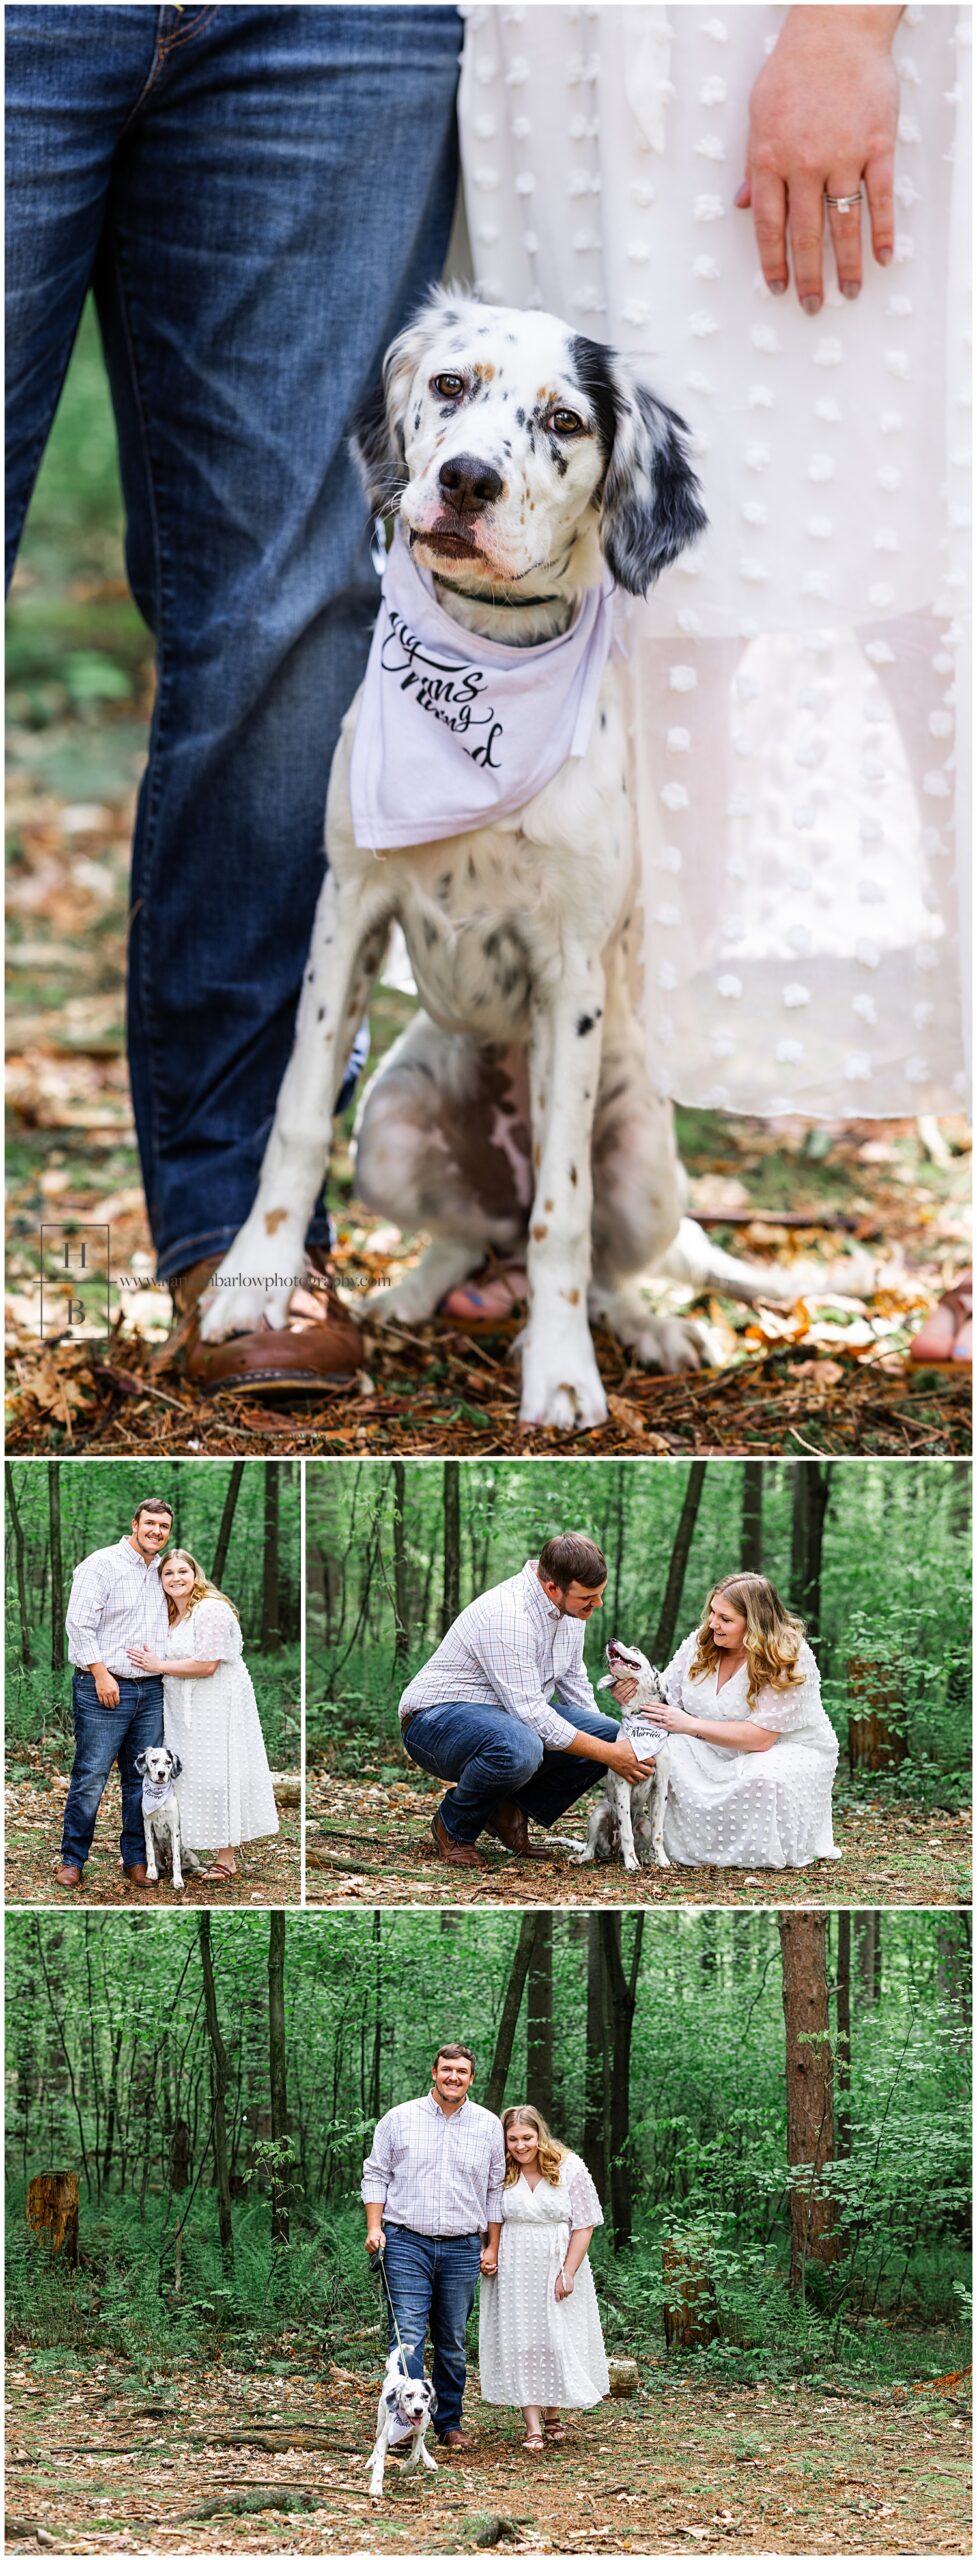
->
[650,1700,693,1734]
[737,6,901,312]
[555,2268,574,2300]
[480,2249,498,2276]
[127,1645,163,1675]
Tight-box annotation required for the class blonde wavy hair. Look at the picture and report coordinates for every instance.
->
[689,1573,806,1710]
[160,1548,239,1628]
[502,2104,566,2187]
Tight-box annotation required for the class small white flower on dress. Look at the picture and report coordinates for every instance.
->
[511,114,532,140]
[666,727,691,752]
[813,337,843,366]
[747,386,774,411]
[474,59,498,87]
[932,651,955,673]
[743,443,771,472]
[814,396,842,422]
[690,311,719,337]
[859,813,884,843]
[894,50,920,82]
[654,903,681,928]
[703,18,729,40]
[887,294,914,317]
[695,135,727,160]
[660,781,690,810]
[868,584,895,609]
[568,172,602,196]
[734,670,761,700]
[504,57,529,86]
[913,1001,935,1030]
[568,113,598,141]
[738,558,769,581]
[876,464,902,492]
[806,516,833,540]
[726,789,752,816]
[741,500,768,525]
[676,610,703,636]
[914,942,940,969]
[631,179,657,205]
[893,234,915,263]
[897,112,921,142]
[858,879,886,905]
[904,1056,930,1085]
[783,983,811,1008]
[884,349,911,378]
[717,974,743,1000]
[855,940,881,970]
[928,710,954,737]
[808,454,835,481]
[572,286,604,311]
[853,994,878,1024]
[473,114,497,140]
[522,230,539,254]
[657,961,678,992]
[627,239,652,262]
[711,1029,736,1058]
[655,844,684,873]
[776,1038,804,1064]
[844,1052,872,1081]
[699,74,727,104]
[686,370,713,395]
[668,666,697,692]
[750,323,780,354]
[474,224,500,246]
[895,175,920,207]
[572,226,601,251]
[692,253,721,280]
[474,166,500,190]
[693,193,726,221]
[514,172,535,195]
[864,639,896,664]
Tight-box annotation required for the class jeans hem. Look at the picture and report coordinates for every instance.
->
[155,1214,334,1285]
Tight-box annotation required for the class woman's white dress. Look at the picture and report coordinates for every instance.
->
[661,1632,839,1868]
[479,2154,610,2409]
[459,7,969,1120]
[162,1597,280,1852]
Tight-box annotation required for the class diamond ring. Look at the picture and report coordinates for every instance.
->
[825,189,863,213]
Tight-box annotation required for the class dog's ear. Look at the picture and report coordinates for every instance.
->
[350,287,483,519]
[169,1753,182,1780]
[427,2385,438,2415]
[572,334,707,596]
[135,1752,148,1776]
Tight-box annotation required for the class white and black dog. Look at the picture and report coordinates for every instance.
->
[576,1639,672,1874]
[367,2344,439,2500]
[134,1745,200,1893]
[199,291,824,1430]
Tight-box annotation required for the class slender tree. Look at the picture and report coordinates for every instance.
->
[741,1464,764,1572]
[601,1913,645,2249]
[261,1467,282,1653]
[526,1915,554,2118]
[835,1910,852,2157]
[441,1464,461,1636]
[485,1915,540,2113]
[268,1913,290,2248]
[49,1464,64,1676]
[199,1915,235,2264]
[778,1914,839,2290]
[391,1463,410,1682]
[6,1463,32,1669]
[653,1463,706,1660]
[789,1466,831,1639]
[212,1462,246,1584]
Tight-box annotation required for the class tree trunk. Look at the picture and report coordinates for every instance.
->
[199,1914,235,2264]
[778,1914,840,2292]
[268,1912,290,2248]
[854,1910,882,2002]
[789,1466,831,1640]
[261,1467,282,1653]
[213,1462,246,1584]
[609,1467,627,1638]
[654,1464,706,1661]
[485,1914,540,2114]
[5,1463,33,1669]
[847,1661,908,1773]
[391,1463,410,1683]
[741,1463,764,1573]
[27,2171,78,2265]
[49,1463,65,1676]
[526,1914,553,2118]
[441,1464,461,1637]
[584,1917,610,2197]
[835,1911,851,2157]
[169,2118,191,2295]
[662,2236,719,2350]
[601,1914,644,2250]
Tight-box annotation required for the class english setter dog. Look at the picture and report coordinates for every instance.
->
[577,1640,672,1873]
[199,290,812,1429]
[367,2344,438,2500]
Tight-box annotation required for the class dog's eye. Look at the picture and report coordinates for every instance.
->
[432,372,465,400]
[550,408,585,436]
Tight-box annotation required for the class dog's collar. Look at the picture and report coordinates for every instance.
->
[433,577,564,611]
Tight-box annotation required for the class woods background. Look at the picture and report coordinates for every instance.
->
[307,1458,971,1810]
[5,1459,300,1764]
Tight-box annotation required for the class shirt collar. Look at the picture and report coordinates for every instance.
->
[522,1559,560,1624]
[425,2088,469,2119]
[119,1537,162,1575]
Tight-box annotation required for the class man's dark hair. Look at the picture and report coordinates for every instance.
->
[433,2044,476,2075]
[537,1534,607,1591]
[132,1497,174,1526]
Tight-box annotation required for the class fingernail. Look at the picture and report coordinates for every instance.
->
[841,281,861,300]
[801,295,822,316]
[768,278,787,296]
[878,246,893,265]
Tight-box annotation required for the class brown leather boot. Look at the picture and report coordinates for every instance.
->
[483,1801,549,1858]
[430,1810,485,1868]
[54,1863,84,1890]
[154,1246,364,1394]
[122,1862,154,1887]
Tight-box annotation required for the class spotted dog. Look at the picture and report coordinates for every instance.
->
[367,2344,438,2500]
[135,1745,200,1893]
[199,291,808,1429]
[576,1639,672,1873]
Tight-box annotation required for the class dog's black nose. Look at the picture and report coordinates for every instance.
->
[438,454,503,516]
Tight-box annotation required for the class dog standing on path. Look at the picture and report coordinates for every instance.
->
[367,2344,439,2499]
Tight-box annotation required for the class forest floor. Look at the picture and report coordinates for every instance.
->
[5,736,971,1459]
[304,1770,971,1910]
[3,1750,301,1906]
[5,2345,971,2553]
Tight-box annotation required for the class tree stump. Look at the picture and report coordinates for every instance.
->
[847,1659,908,1774]
[26,2172,78,2265]
[661,2237,719,2350]
[606,2358,639,2396]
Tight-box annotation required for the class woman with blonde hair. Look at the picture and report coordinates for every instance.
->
[479,2103,609,2451]
[128,1548,278,1883]
[612,1573,839,1869]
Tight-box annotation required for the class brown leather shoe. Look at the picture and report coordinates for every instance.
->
[430,1810,485,1869]
[437,2430,474,2452]
[155,1247,364,1395]
[54,1862,84,1890]
[122,1862,154,1887]
[482,1801,548,1858]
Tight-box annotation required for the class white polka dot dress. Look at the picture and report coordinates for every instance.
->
[459,5,969,1118]
[479,2156,610,2410]
[661,1633,840,1868]
[163,1598,280,1853]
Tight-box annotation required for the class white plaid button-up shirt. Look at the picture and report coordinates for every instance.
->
[361,2091,505,2235]
[66,1537,169,1676]
[398,1558,599,1749]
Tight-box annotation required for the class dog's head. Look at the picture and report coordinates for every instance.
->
[383,2349,436,2428]
[600,1639,665,1704]
[135,1747,181,1787]
[353,289,706,602]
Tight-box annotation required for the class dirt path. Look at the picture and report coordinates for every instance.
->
[304,1772,971,1910]
[3,1765,301,1907]
[5,2353,970,2553]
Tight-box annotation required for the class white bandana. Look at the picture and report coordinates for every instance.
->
[349,526,616,852]
[142,1774,176,1814]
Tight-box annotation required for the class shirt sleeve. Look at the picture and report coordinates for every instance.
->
[485,2123,506,2225]
[361,2111,396,2205]
[190,1597,243,1661]
[662,1630,698,1707]
[475,1623,577,1750]
[566,2154,604,2229]
[754,1645,837,1753]
[65,1557,111,1664]
[554,1636,601,1723]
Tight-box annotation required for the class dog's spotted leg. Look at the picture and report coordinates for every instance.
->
[519,962,608,1430]
[199,876,389,1342]
[365,1236,486,1327]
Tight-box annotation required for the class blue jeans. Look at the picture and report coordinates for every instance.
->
[403,1699,622,1846]
[6,5,460,1277]
[61,1671,164,1868]
[381,2224,482,2435]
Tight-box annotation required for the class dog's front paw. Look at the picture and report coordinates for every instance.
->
[520,1338,608,1433]
[654,1850,672,1869]
[197,1219,300,1342]
[364,1273,436,1328]
[171,1875,185,1892]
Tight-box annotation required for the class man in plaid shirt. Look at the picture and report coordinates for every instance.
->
[398,1532,646,1867]
[362,2042,504,2451]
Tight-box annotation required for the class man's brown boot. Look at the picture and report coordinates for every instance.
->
[155,1246,364,1394]
[54,1863,84,1890]
[430,1810,485,1868]
[482,1802,548,1858]
[122,1862,154,1887]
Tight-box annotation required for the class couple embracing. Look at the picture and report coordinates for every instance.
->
[56,1494,278,1890]
[363,2046,607,2454]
